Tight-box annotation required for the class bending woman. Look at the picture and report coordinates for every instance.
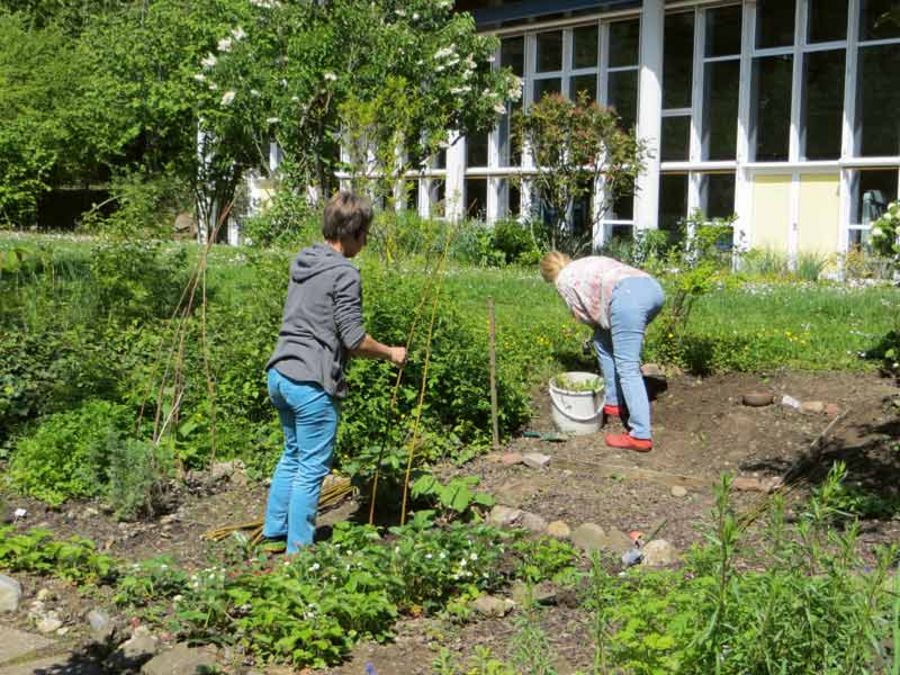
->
[540,251,664,452]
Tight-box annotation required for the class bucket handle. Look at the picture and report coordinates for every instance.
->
[549,387,604,423]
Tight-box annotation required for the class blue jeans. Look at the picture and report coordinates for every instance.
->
[593,276,665,440]
[264,368,339,553]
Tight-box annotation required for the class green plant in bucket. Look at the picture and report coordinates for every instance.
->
[553,373,603,393]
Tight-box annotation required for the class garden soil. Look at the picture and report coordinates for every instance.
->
[2,371,897,674]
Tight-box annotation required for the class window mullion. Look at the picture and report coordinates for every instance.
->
[788,0,807,163]
[690,5,705,163]
[843,0,861,160]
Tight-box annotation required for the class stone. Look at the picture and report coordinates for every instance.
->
[520,512,548,533]
[86,609,116,641]
[36,615,63,634]
[545,520,571,539]
[824,403,841,417]
[121,632,160,660]
[733,476,781,493]
[522,452,551,470]
[35,588,54,602]
[742,391,774,407]
[141,643,217,675]
[82,506,100,518]
[641,363,665,378]
[781,395,802,410]
[0,575,22,613]
[471,595,514,618]
[571,524,634,556]
[511,580,557,606]
[801,400,825,414]
[488,505,523,528]
[0,626,55,666]
[641,540,680,567]
[670,485,688,498]
[159,513,179,526]
[500,452,524,466]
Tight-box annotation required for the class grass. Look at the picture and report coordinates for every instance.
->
[3,233,896,377]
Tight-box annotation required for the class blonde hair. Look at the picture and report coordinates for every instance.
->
[539,251,571,282]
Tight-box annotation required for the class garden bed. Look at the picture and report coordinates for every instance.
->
[2,370,897,673]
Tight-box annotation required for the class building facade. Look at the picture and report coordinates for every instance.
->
[408,0,900,257]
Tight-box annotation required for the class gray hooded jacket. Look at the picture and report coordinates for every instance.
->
[266,243,366,399]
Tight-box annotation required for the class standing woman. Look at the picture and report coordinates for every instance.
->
[540,251,664,452]
[263,192,406,553]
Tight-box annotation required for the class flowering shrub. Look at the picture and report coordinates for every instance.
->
[870,200,900,263]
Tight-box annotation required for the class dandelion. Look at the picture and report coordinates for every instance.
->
[309,562,320,572]
[221,90,236,106]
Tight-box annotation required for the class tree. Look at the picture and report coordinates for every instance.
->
[515,93,646,254]
[0,12,84,225]
[200,0,518,216]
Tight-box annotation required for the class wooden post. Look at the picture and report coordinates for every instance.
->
[488,297,500,450]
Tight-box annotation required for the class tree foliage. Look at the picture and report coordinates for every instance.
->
[515,93,646,253]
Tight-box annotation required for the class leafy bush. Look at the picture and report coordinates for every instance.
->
[105,437,175,520]
[9,400,133,505]
[491,218,541,265]
[241,185,318,249]
[589,468,898,674]
[0,527,116,584]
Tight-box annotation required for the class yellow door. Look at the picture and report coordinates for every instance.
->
[751,175,791,252]
[797,173,840,255]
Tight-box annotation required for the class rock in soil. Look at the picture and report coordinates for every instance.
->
[522,452,551,469]
[520,511,548,533]
[641,539,680,567]
[732,476,781,493]
[670,485,688,498]
[545,520,571,539]
[511,580,558,606]
[801,400,825,414]
[86,609,116,642]
[0,574,22,612]
[571,523,633,556]
[500,452,524,466]
[488,505,523,527]
[471,595,514,618]
[141,643,217,675]
[742,391,774,407]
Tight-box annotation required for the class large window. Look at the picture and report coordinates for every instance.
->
[607,19,640,130]
[661,12,694,163]
[702,6,742,161]
[751,55,793,161]
[802,49,845,159]
[856,43,900,156]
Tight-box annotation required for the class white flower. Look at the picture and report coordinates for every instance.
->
[221,90,236,106]
[309,562,320,572]
[208,83,219,91]
[193,73,206,82]
[425,553,432,559]
[323,72,338,82]
[266,117,280,124]
[250,88,260,97]
[450,85,471,95]
[173,595,183,603]
[231,26,247,40]
[412,12,420,20]
[217,37,233,53]
[394,8,406,16]
[434,46,455,60]
[493,102,507,114]
[201,54,218,69]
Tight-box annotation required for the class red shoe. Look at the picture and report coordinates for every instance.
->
[605,433,653,452]
[603,404,623,417]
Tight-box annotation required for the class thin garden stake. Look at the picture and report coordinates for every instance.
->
[369,227,457,524]
[488,297,500,451]
[399,264,447,526]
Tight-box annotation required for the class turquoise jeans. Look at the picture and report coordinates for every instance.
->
[593,276,665,440]
[264,368,339,553]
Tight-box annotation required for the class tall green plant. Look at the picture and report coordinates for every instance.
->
[514,92,646,255]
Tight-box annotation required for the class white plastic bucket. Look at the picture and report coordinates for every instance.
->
[549,371,604,435]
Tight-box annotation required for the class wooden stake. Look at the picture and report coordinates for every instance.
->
[488,297,500,451]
